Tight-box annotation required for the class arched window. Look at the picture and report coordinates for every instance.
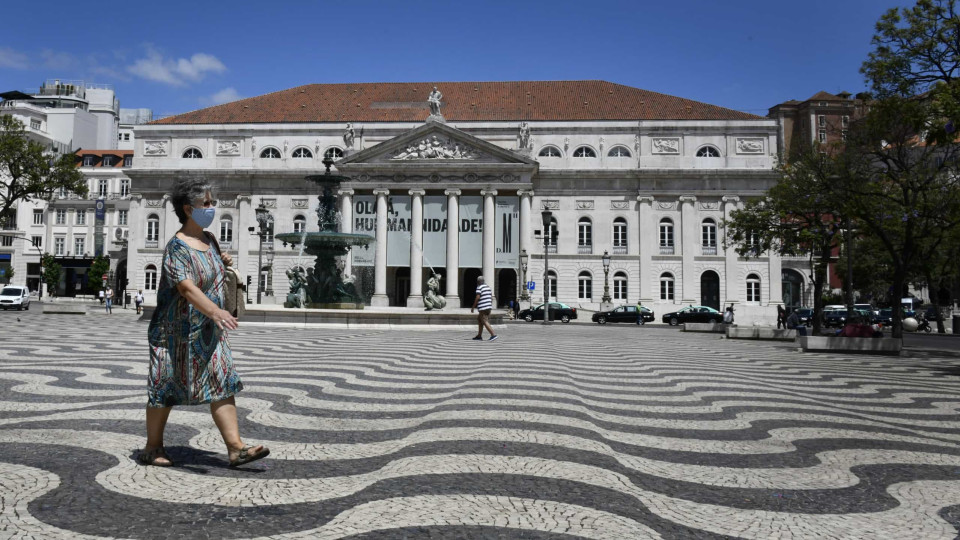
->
[260,147,281,159]
[182,148,202,159]
[538,145,562,158]
[293,215,306,234]
[578,271,593,301]
[573,146,596,158]
[746,273,761,303]
[546,217,558,253]
[547,270,558,301]
[701,218,717,254]
[659,218,674,254]
[746,231,762,255]
[696,145,721,157]
[324,147,344,161]
[613,271,628,300]
[219,215,233,243]
[292,147,313,158]
[144,264,158,291]
[612,217,627,254]
[607,146,632,157]
[660,272,675,301]
[259,265,270,292]
[577,217,592,254]
[146,214,159,244]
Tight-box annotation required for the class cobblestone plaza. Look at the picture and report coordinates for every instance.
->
[3,310,960,539]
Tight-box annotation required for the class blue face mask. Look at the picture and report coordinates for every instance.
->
[191,207,216,228]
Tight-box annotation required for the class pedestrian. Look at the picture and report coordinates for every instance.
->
[98,289,104,304]
[512,299,520,320]
[786,309,805,336]
[141,178,269,468]
[105,287,113,314]
[636,300,645,325]
[135,289,144,315]
[777,305,786,329]
[470,275,498,341]
[723,306,735,324]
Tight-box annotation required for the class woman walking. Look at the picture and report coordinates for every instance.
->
[141,179,269,468]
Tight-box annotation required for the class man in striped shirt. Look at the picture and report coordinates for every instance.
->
[470,276,498,341]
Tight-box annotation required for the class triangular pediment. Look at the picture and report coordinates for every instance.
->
[337,122,538,167]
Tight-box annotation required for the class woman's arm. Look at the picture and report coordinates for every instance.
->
[176,279,238,330]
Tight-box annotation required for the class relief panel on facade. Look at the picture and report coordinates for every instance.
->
[143,141,168,156]
[735,138,764,154]
[576,200,594,210]
[651,138,680,154]
[391,136,479,160]
[610,201,630,210]
[216,140,242,156]
[699,201,720,210]
[541,200,560,210]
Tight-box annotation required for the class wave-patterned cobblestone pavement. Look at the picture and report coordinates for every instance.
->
[3,313,960,539]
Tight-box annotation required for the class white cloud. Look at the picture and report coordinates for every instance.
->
[127,47,226,86]
[0,47,30,70]
[41,49,75,70]
[209,87,242,104]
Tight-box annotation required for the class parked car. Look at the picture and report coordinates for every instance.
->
[661,305,723,326]
[924,306,944,321]
[794,308,814,326]
[518,302,577,323]
[0,286,31,311]
[593,305,654,324]
[874,308,893,325]
[823,309,848,328]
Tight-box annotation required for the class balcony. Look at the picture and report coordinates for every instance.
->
[702,246,718,256]
[659,245,675,255]
[612,245,627,255]
[219,240,233,250]
[577,244,593,255]
[546,244,557,254]
[145,240,159,249]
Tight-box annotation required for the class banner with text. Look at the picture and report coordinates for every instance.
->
[458,196,483,268]
[386,195,411,267]
[352,195,376,267]
[423,196,447,268]
[495,196,519,268]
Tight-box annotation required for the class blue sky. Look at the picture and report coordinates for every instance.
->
[1,0,905,118]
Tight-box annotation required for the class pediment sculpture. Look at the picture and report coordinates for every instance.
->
[391,135,478,160]
[144,141,167,156]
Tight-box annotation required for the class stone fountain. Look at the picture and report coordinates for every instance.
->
[275,157,372,309]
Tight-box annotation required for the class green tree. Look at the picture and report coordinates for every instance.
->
[0,115,87,220]
[88,255,111,295]
[0,266,13,284]
[41,253,61,297]
[725,144,845,335]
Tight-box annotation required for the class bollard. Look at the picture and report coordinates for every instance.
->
[953,315,960,334]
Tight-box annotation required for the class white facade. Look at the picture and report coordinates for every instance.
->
[125,96,788,324]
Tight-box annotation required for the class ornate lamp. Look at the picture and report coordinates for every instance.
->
[519,249,529,302]
[601,250,612,305]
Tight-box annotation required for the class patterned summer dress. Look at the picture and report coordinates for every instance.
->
[147,234,243,407]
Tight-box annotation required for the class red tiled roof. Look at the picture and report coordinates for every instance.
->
[74,149,133,168]
[152,80,762,125]
[807,91,843,101]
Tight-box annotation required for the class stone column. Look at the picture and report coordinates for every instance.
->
[768,249,783,312]
[339,189,354,279]
[445,189,461,306]
[371,188,390,307]
[518,189,534,304]
[126,194,143,295]
[679,196,698,303]
[637,195,654,303]
[407,189,425,307]
[722,196,739,309]
[236,195,252,281]
[481,189,498,307]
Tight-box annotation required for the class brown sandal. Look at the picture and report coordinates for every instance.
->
[229,444,270,468]
[138,447,174,467]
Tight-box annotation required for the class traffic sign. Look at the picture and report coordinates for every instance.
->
[528,281,535,291]
[102,273,109,281]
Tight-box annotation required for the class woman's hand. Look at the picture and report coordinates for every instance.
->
[220,251,234,267]
[212,308,239,331]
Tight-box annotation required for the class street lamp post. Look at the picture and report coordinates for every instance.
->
[252,202,273,305]
[541,210,552,325]
[601,250,612,308]
[520,249,529,305]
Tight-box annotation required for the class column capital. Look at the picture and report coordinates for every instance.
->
[517,189,535,197]
[481,189,498,197]
[237,194,252,204]
[444,189,462,196]
[721,195,740,203]
[679,195,697,204]
[636,195,654,204]
[129,193,144,202]
[408,189,425,197]
[373,188,390,196]
[337,188,355,197]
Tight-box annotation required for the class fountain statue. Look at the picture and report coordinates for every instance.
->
[423,272,446,310]
[276,157,373,308]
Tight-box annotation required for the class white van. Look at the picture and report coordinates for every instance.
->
[0,285,30,311]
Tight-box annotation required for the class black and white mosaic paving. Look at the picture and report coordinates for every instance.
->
[3,311,960,539]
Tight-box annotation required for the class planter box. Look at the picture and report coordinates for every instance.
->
[683,322,727,333]
[726,327,797,341]
[799,336,901,355]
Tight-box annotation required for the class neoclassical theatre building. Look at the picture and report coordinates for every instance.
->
[126,80,794,323]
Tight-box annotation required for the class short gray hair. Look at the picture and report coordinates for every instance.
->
[170,178,213,224]
[476,276,485,284]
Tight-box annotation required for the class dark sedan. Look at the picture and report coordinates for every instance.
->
[518,302,577,323]
[794,308,814,326]
[593,305,655,324]
[661,305,723,326]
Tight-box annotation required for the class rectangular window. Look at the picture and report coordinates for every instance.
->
[123,156,132,167]
[55,209,66,224]
[76,211,86,225]
[701,225,717,247]
[98,179,108,197]
[660,278,674,301]
[82,156,95,167]
[747,281,761,303]
[146,221,159,243]
[30,119,41,130]
[818,115,826,127]
[33,209,43,225]
[220,219,233,243]
[0,236,11,247]
[818,130,827,143]
[55,237,65,256]
[120,179,130,197]
[102,156,114,167]
[74,237,85,255]
[118,133,123,141]
[31,236,42,248]
[118,210,128,226]
[613,279,627,300]
[124,134,130,141]
[578,278,592,301]
[842,115,849,128]
[264,221,274,243]
[841,130,848,141]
